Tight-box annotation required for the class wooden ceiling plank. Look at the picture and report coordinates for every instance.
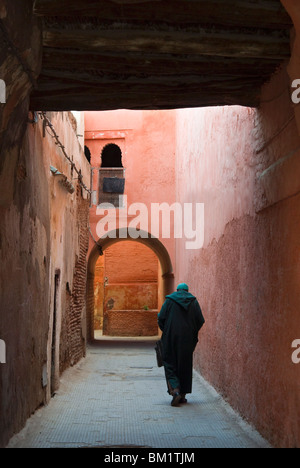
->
[34,0,292,30]
[42,26,290,60]
[41,52,278,78]
[30,91,259,112]
[37,68,269,88]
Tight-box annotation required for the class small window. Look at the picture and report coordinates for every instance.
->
[84,145,91,164]
[101,144,123,168]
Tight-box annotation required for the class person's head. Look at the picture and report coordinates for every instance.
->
[177,283,189,292]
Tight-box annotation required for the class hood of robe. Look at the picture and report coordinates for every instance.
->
[166,290,196,311]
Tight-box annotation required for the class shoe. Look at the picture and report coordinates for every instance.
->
[171,392,181,407]
[180,396,188,404]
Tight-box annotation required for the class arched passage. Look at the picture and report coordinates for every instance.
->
[87,228,174,342]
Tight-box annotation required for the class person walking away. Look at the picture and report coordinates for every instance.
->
[158,283,205,407]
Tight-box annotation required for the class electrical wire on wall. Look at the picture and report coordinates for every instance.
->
[39,111,92,196]
[39,111,105,255]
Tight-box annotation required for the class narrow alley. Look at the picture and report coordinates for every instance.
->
[1,0,300,451]
[7,340,270,449]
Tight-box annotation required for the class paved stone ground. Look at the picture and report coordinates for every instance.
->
[7,340,271,449]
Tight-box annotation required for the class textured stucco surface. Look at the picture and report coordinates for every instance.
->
[0,112,90,447]
[174,67,300,448]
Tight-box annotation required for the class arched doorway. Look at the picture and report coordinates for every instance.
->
[94,241,159,338]
[87,228,174,342]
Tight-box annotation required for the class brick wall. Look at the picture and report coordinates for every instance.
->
[103,310,159,337]
[60,186,89,372]
[99,241,159,337]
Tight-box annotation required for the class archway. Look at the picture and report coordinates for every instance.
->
[87,228,174,342]
[101,143,123,168]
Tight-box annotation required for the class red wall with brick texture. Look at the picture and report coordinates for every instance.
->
[94,241,159,337]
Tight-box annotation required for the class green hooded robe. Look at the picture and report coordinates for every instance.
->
[158,290,205,395]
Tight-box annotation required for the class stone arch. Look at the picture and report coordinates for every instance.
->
[86,228,174,341]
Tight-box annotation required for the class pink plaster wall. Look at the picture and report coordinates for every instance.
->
[85,110,176,338]
[85,109,176,277]
[175,66,300,448]
[85,66,300,446]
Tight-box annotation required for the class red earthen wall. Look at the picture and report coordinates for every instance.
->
[0,1,43,447]
[103,310,159,337]
[86,110,176,338]
[0,111,90,446]
[94,241,159,336]
[86,110,176,268]
[104,241,159,285]
[175,67,300,448]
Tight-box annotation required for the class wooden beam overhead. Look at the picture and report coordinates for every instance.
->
[34,0,292,30]
[31,0,293,111]
[30,84,261,112]
[41,48,279,78]
[36,70,269,89]
[42,24,290,60]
